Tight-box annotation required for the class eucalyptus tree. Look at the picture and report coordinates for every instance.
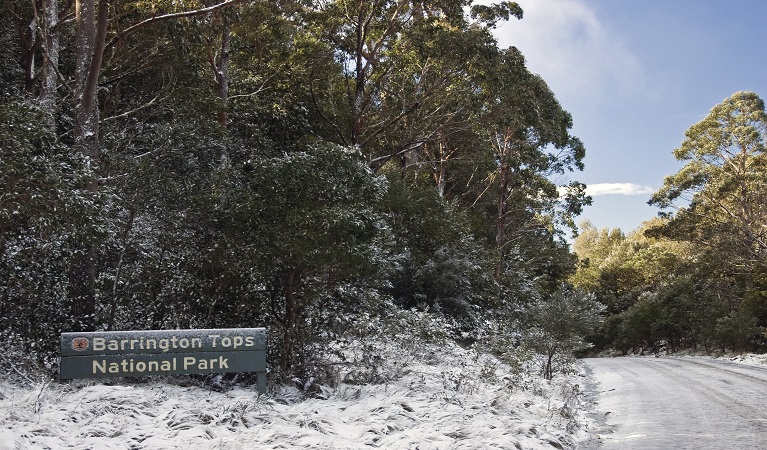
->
[299,1,536,323]
[649,91,767,273]
[305,0,522,170]
[647,91,767,349]
[1,0,61,117]
[225,143,388,374]
[470,47,589,280]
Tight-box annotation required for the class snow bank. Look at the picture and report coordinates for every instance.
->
[0,343,591,449]
[663,350,767,368]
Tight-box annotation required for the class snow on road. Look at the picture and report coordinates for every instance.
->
[584,356,767,450]
[0,343,592,449]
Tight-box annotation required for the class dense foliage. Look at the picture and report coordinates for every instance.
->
[572,92,767,354]
[1,0,595,382]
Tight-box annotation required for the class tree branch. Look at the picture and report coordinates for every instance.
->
[361,101,420,150]
[368,139,425,172]
[104,0,244,52]
[102,89,167,122]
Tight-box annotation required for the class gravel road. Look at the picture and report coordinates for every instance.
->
[583,357,767,449]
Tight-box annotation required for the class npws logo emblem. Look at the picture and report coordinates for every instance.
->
[71,338,90,351]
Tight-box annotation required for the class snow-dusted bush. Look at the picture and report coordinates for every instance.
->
[280,286,458,393]
[0,98,95,366]
[334,304,453,385]
[521,286,605,379]
[0,332,55,385]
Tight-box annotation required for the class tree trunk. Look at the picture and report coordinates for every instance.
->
[215,14,230,129]
[495,162,509,279]
[351,5,367,146]
[65,0,242,330]
[106,206,136,331]
[40,0,60,128]
[431,141,448,197]
[22,18,36,95]
[279,268,301,374]
[74,0,108,146]
[69,246,97,331]
[544,349,554,380]
[69,0,108,331]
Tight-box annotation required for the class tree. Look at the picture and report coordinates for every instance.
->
[570,220,625,292]
[473,47,588,279]
[306,0,522,170]
[379,173,495,324]
[228,143,387,374]
[522,285,604,379]
[647,91,767,350]
[649,91,767,272]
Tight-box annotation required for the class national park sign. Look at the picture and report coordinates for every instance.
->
[60,328,267,392]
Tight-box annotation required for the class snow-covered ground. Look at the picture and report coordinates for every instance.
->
[681,351,767,367]
[583,354,767,449]
[0,342,595,449]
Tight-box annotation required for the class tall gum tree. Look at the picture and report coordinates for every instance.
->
[475,47,588,279]
[307,0,522,170]
[649,91,767,275]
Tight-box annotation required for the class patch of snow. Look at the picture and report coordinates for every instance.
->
[0,342,593,449]
[670,351,767,368]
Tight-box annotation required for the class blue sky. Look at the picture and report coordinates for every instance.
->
[491,0,767,234]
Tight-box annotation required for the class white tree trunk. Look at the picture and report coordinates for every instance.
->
[40,0,60,127]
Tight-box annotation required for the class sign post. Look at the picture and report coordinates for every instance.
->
[60,328,267,393]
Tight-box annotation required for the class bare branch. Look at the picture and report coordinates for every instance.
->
[102,90,167,122]
[104,0,245,52]
[369,139,425,171]
[360,101,420,150]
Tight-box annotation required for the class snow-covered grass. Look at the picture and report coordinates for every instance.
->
[0,342,594,449]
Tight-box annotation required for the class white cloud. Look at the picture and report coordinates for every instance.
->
[490,0,648,107]
[586,183,654,196]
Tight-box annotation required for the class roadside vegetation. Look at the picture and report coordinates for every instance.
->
[2,1,763,417]
[1,0,598,391]
[571,91,767,355]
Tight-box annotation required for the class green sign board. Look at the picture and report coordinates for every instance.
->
[60,328,267,392]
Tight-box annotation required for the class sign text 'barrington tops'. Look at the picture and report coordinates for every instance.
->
[60,328,267,392]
